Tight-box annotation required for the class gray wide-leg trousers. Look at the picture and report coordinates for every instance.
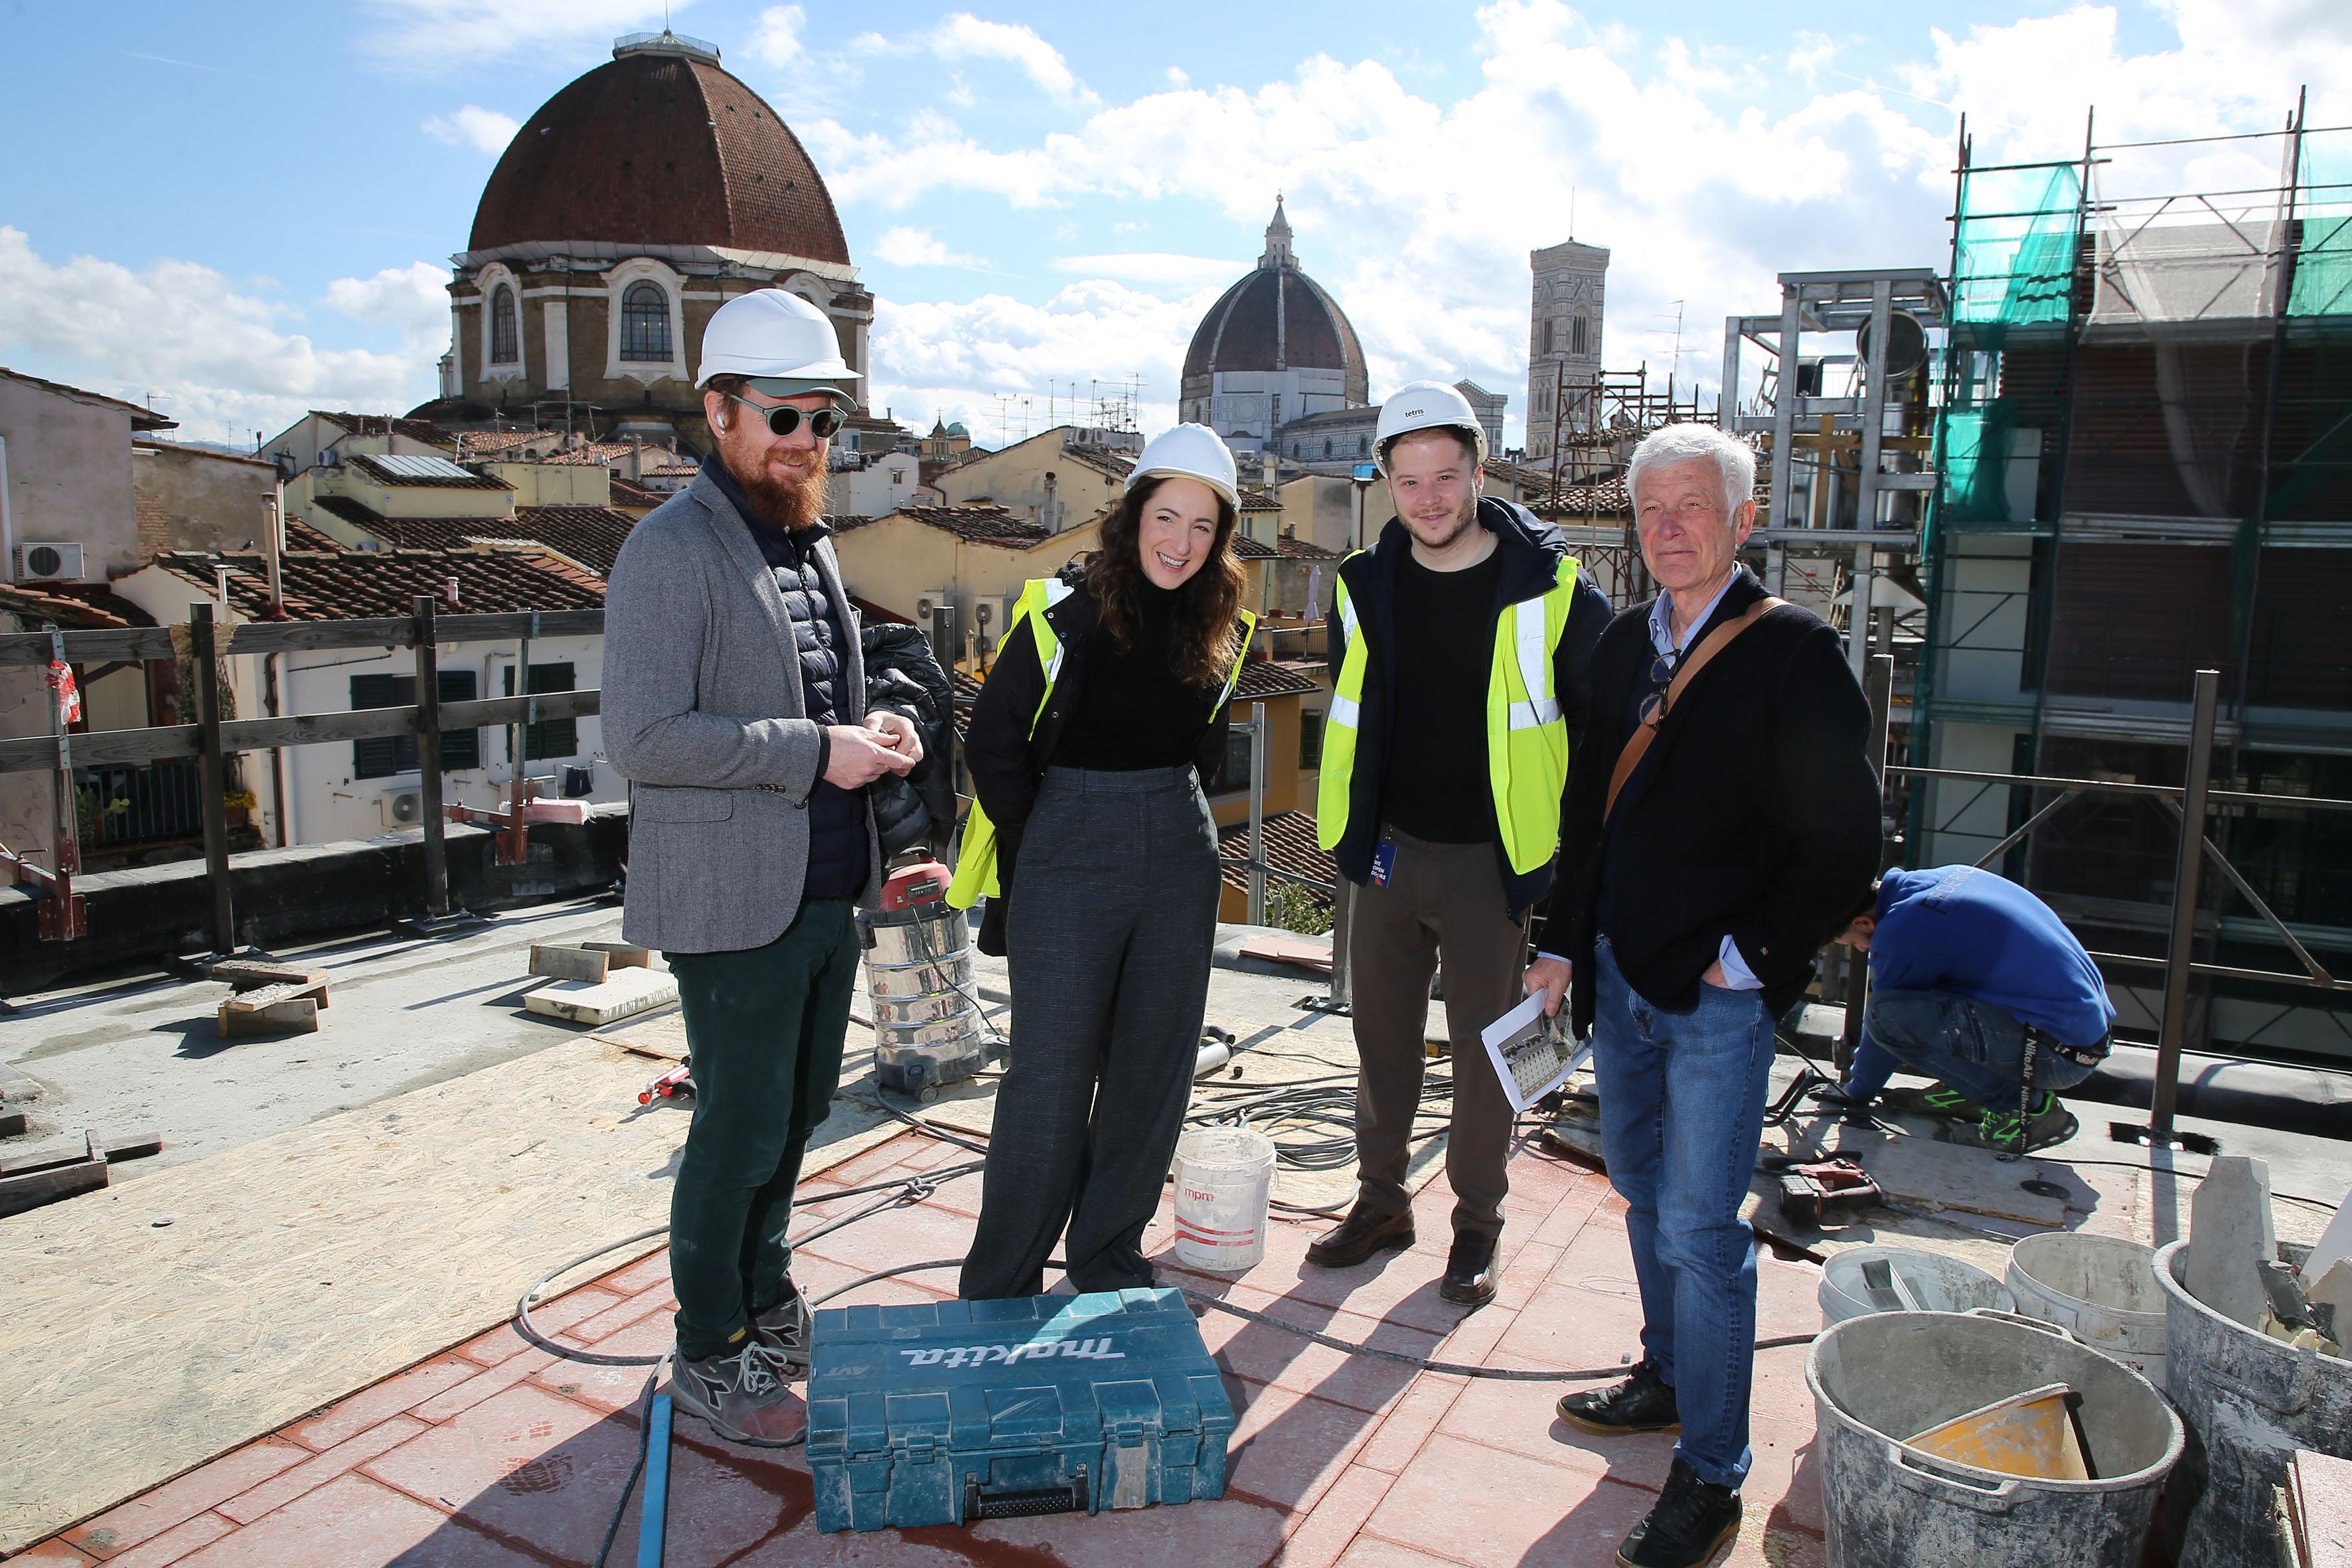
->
[961,765,1221,1300]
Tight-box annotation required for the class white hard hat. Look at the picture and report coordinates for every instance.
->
[1125,423,1239,511]
[1374,380,1487,472]
[696,288,859,403]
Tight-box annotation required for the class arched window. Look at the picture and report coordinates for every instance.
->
[1541,318,1554,356]
[489,286,519,366]
[1357,435,1368,456]
[1572,315,1589,356]
[1322,438,1333,458]
[621,281,672,362]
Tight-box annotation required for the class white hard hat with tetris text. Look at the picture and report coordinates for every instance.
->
[696,288,860,405]
[1125,424,1239,511]
[1375,380,1488,472]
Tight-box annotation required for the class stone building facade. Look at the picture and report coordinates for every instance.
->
[1524,239,1609,461]
[420,31,870,446]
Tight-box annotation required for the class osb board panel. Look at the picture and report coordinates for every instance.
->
[0,1032,900,1555]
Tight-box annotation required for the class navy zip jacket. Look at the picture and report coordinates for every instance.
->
[1322,497,1612,916]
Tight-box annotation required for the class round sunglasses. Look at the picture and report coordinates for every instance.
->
[723,393,844,440]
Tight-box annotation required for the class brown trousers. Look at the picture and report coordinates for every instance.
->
[1348,828,1527,1242]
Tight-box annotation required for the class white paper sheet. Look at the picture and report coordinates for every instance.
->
[1479,991,1591,1113]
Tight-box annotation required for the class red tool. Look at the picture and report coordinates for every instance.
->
[1766,1154,1883,1227]
[878,861,952,912]
[638,1061,694,1106]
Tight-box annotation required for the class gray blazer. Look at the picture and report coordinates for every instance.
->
[602,469,882,953]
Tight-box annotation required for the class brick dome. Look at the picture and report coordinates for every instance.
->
[468,35,850,265]
[1182,201,1367,402]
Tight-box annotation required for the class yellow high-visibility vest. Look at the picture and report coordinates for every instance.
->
[1316,555,1583,876]
[947,578,1256,907]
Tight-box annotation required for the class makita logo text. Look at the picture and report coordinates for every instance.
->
[898,1338,1125,1368]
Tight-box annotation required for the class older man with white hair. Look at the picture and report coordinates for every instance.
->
[1522,424,1879,1568]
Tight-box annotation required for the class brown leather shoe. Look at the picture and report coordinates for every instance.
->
[1306,1203,1415,1268]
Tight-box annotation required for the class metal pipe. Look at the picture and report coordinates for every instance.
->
[1841,653,1896,1067]
[2150,668,2220,1141]
[1246,701,1267,927]
[191,602,236,955]
[413,595,451,921]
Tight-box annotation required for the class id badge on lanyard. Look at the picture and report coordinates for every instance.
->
[1370,835,1398,889]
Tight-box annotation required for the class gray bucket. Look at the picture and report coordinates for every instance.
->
[1808,1310,2183,1567]
[1818,1246,2015,1328]
[2005,1233,2169,1391]
[2152,1237,2352,1567]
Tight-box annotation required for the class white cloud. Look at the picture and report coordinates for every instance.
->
[929,14,1095,104]
[747,5,805,68]
[1052,253,1243,288]
[0,228,442,444]
[872,226,986,268]
[1165,66,1189,88]
[358,0,678,74]
[421,104,520,155]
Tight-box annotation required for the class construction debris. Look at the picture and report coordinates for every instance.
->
[0,1129,163,1217]
[216,978,327,1038]
[524,965,678,1026]
[2185,1154,2277,1329]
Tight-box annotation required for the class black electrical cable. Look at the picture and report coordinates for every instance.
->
[592,1366,662,1568]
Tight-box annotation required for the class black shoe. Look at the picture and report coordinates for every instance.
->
[1556,1359,1681,1435]
[1305,1203,1415,1268]
[1439,1232,1498,1306]
[1616,1457,1740,1567]
[1946,1092,2079,1153]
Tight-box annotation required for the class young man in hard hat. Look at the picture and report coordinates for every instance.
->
[603,287,927,1445]
[1307,380,1611,1306]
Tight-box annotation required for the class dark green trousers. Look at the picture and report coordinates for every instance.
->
[666,898,858,1361]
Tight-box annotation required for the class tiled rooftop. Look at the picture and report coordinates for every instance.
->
[0,583,137,631]
[1216,808,1337,897]
[147,546,606,619]
[314,412,457,448]
[840,504,1053,549]
[1232,659,1322,701]
[281,514,347,552]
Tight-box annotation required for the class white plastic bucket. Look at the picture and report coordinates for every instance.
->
[1171,1127,1275,1273]
[2005,1233,2169,1391]
[1818,1246,2015,1328]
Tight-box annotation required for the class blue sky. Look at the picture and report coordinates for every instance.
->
[1,1,2340,449]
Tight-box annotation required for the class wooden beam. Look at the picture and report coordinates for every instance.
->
[0,627,176,668]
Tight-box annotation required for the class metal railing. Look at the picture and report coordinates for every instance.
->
[1887,666,2352,1142]
[2,599,604,951]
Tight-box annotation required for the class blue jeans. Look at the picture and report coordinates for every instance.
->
[1591,937,1776,1490]
[1849,989,2096,1108]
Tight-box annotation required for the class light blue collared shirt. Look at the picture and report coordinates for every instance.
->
[1647,574,1763,991]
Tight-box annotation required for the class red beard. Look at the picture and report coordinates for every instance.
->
[730,451,827,532]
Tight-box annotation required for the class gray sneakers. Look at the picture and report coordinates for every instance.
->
[670,1340,807,1446]
[751,1284,813,1379]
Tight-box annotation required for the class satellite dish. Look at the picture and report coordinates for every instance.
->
[1855,311,1928,382]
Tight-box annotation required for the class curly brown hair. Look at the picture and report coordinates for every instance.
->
[1085,475,1246,688]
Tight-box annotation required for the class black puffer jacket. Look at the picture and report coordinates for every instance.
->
[860,622,955,858]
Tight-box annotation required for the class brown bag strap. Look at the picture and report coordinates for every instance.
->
[1603,597,1786,824]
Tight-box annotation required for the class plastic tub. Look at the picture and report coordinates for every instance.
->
[1170,1127,1275,1272]
[2005,1234,2168,1391]
[1819,1246,2015,1328]
[2152,1237,2352,1566]
[1808,1308,2182,1567]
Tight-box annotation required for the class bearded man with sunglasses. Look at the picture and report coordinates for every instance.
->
[603,288,924,1447]
[1522,424,1879,1568]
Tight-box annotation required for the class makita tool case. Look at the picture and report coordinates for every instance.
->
[805,1288,1235,1533]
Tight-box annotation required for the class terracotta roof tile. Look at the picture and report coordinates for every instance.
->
[150,546,605,620]
[0,583,136,631]
[315,412,457,447]
[1232,660,1320,701]
[283,514,343,551]
[1215,809,1337,896]
[839,504,1052,550]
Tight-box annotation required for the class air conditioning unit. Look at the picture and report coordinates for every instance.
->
[384,788,424,827]
[970,595,1007,651]
[15,542,82,582]
[912,588,949,624]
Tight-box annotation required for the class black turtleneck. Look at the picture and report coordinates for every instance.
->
[1048,581,1221,770]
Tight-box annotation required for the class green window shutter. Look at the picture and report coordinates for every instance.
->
[351,673,412,778]
[438,670,479,770]
[503,663,578,761]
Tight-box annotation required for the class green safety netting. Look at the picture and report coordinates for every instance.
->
[2290,131,2352,319]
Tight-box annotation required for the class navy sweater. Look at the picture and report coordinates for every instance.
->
[1867,866,2116,1045]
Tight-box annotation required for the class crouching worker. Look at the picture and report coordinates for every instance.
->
[951,426,1255,1300]
[1828,864,2115,1153]
[603,289,923,1445]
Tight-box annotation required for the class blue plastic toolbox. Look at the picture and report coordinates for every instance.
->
[805,1287,1235,1533]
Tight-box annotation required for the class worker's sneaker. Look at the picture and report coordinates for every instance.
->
[670,1342,808,1447]
[1879,1081,1986,1121]
[1950,1093,2078,1154]
[1556,1359,1681,1435]
[751,1281,811,1379]
[1305,1203,1415,1268]
[1439,1232,1500,1306]
[1616,1458,1740,1567]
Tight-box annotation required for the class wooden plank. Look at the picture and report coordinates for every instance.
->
[0,1111,23,1138]
[529,944,610,983]
[524,967,678,1027]
[98,1133,163,1164]
[0,724,200,775]
[1237,934,1334,973]
[209,961,327,992]
[216,995,320,1037]
[433,609,605,643]
[0,1133,97,1178]
[0,1158,106,1217]
[582,942,661,971]
[221,617,417,657]
[224,979,329,1014]
[438,689,601,730]
[0,627,176,668]
[220,707,418,753]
